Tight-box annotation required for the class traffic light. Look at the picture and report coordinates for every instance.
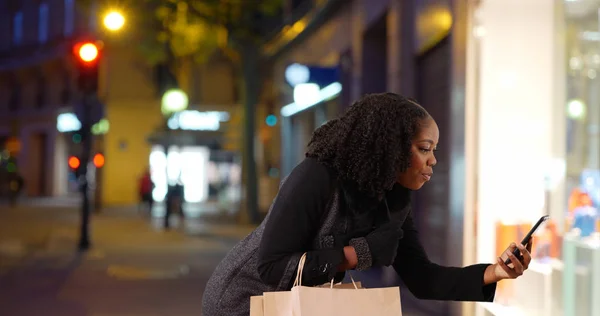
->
[93,153,105,168]
[68,156,81,170]
[73,41,101,94]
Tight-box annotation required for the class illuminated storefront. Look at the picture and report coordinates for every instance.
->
[147,110,241,214]
[279,64,343,175]
[465,1,600,315]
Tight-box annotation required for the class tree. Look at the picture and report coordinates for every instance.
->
[81,0,283,223]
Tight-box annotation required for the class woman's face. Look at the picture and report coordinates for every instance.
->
[396,118,439,190]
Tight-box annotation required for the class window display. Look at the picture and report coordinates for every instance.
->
[469,0,600,315]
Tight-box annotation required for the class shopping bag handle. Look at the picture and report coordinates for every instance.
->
[293,253,308,287]
[293,253,359,289]
[329,272,359,289]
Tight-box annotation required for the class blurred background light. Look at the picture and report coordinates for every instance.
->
[567,99,586,120]
[285,63,310,87]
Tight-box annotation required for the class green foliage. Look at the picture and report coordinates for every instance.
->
[77,0,283,66]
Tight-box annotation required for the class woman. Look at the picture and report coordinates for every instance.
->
[202,93,532,315]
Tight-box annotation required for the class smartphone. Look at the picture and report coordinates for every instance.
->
[503,215,550,265]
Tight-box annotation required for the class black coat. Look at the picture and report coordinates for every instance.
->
[201,158,496,316]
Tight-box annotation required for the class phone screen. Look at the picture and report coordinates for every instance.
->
[502,215,550,265]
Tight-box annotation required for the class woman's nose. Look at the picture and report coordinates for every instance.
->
[429,155,437,167]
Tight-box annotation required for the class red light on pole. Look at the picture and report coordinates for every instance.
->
[73,42,100,64]
[73,41,101,93]
[68,156,81,169]
[79,43,99,62]
[93,153,105,168]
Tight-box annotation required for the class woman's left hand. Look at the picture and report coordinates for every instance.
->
[484,242,532,284]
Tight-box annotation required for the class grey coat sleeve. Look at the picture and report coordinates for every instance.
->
[257,159,345,290]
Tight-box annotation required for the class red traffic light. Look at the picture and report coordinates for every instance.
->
[73,41,101,64]
[68,156,81,169]
[79,43,98,62]
[93,153,105,168]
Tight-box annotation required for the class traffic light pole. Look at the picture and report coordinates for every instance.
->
[73,40,100,251]
[78,93,92,251]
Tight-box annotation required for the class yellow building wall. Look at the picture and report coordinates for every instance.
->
[98,45,242,205]
[101,101,163,205]
[99,44,163,206]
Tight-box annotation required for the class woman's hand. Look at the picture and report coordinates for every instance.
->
[484,241,533,284]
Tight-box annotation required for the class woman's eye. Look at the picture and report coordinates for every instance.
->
[420,148,430,153]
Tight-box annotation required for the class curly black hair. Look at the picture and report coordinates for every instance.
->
[306,92,431,199]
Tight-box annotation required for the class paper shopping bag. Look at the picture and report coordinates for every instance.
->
[253,282,363,316]
[316,281,363,289]
[255,253,400,316]
[250,296,264,316]
[292,286,402,316]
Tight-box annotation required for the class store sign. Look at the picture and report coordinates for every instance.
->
[167,111,230,131]
[281,82,342,117]
[57,113,82,132]
[293,83,321,106]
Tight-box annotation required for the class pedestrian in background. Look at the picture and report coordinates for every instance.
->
[138,168,154,213]
[202,93,533,316]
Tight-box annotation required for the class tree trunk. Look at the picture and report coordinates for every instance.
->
[241,47,261,224]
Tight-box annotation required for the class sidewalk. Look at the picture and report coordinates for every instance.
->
[0,203,255,316]
[0,202,427,316]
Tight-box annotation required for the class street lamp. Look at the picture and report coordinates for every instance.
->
[103,11,125,31]
[161,89,189,116]
[160,88,188,229]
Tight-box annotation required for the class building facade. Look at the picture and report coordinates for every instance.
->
[0,0,241,208]
[271,0,600,315]
[270,0,468,314]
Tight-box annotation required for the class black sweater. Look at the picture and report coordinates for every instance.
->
[256,157,496,302]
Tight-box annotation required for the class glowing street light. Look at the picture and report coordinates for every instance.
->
[161,89,189,117]
[103,11,125,31]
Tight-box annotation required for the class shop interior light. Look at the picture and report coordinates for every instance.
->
[281,82,342,117]
[567,99,586,120]
[149,146,209,204]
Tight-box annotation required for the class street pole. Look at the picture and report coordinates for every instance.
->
[78,93,92,251]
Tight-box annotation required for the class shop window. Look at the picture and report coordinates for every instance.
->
[38,3,49,43]
[64,0,75,36]
[12,11,23,46]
